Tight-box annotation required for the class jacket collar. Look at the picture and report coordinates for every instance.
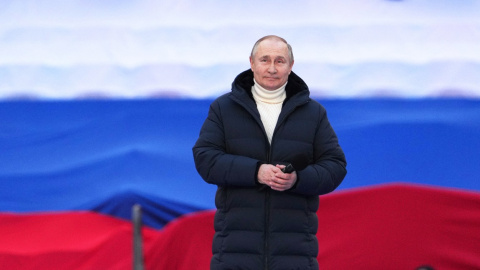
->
[231,69,310,103]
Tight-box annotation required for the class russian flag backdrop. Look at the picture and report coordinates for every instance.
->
[1,1,480,269]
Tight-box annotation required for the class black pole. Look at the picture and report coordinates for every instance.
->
[132,204,145,270]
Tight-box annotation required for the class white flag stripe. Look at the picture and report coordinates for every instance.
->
[1,1,479,99]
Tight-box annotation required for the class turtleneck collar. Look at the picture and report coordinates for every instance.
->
[252,79,287,104]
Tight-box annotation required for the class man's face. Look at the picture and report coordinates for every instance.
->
[250,39,294,91]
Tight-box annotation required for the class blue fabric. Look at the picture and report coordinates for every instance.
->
[84,190,204,229]
[1,98,479,228]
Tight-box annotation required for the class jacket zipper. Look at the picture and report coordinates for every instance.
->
[231,93,308,270]
[264,190,270,270]
[264,145,271,270]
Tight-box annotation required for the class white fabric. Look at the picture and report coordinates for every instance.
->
[252,79,287,144]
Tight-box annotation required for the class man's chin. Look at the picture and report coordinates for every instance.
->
[261,81,281,91]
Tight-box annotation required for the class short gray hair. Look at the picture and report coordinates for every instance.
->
[250,35,294,63]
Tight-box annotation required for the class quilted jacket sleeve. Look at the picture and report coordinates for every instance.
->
[290,106,347,196]
[192,99,260,187]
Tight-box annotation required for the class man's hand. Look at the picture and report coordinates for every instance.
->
[257,164,297,191]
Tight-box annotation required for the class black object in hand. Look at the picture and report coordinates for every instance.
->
[281,164,294,173]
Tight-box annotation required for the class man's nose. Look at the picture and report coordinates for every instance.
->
[268,63,277,73]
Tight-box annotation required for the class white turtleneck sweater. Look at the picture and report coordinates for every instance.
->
[252,79,287,144]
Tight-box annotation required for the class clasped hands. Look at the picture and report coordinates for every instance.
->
[257,164,297,191]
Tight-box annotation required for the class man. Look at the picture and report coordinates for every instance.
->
[193,35,347,270]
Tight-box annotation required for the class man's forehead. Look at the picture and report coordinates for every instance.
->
[256,40,289,56]
[258,38,288,49]
[258,54,287,59]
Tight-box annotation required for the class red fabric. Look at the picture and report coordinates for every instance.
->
[0,211,161,270]
[1,184,479,270]
[316,183,480,269]
[145,210,215,270]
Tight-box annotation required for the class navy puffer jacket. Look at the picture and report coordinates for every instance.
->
[193,70,347,270]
